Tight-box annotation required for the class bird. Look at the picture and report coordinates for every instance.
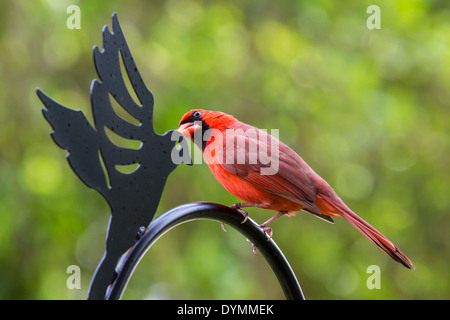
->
[178,109,415,269]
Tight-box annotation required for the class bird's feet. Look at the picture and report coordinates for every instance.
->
[244,225,272,255]
[229,204,249,224]
[246,238,258,254]
[220,222,227,232]
[221,205,249,232]
[259,225,273,241]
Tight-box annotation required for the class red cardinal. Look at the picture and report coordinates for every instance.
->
[178,109,414,269]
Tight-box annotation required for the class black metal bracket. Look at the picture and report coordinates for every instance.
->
[36,12,304,300]
[107,202,304,300]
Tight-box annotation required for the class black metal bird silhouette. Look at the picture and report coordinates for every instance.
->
[36,13,184,299]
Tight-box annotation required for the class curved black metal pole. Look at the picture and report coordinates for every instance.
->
[105,202,305,300]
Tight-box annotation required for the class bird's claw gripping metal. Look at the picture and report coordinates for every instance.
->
[260,226,273,241]
[229,204,249,224]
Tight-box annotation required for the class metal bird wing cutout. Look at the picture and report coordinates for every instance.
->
[36,13,185,299]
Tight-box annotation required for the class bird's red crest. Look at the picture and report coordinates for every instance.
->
[179,109,236,130]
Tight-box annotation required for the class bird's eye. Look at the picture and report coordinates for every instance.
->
[192,111,202,118]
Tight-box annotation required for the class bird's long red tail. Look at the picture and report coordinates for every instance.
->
[316,195,415,269]
[342,209,415,269]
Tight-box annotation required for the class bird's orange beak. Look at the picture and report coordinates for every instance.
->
[178,122,202,138]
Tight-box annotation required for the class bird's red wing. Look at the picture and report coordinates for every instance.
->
[242,166,320,214]
[217,131,321,214]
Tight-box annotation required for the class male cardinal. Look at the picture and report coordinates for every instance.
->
[178,109,414,269]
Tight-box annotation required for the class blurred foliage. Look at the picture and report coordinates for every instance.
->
[0,0,448,299]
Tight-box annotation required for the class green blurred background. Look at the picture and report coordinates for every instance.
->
[0,0,448,299]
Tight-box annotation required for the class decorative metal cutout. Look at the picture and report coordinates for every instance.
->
[37,13,183,299]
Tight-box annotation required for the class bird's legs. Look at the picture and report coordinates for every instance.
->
[225,204,284,253]
[230,203,269,223]
[222,203,269,232]
[259,211,286,241]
